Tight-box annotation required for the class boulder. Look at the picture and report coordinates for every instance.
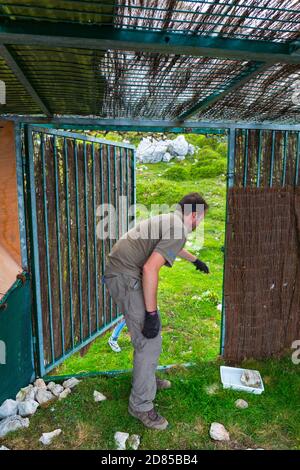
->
[0,415,29,438]
[39,429,62,446]
[18,399,39,417]
[162,152,173,162]
[127,434,140,450]
[114,431,129,450]
[93,391,107,402]
[16,385,37,402]
[35,389,54,405]
[209,422,230,442]
[0,399,18,419]
[34,378,47,389]
[235,399,249,409]
[167,135,189,157]
[51,385,64,398]
[62,378,80,389]
[59,388,71,400]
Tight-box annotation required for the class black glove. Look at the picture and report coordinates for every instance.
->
[192,258,209,274]
[142,310,160,338]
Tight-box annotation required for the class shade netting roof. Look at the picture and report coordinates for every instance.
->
[0,0,299,124]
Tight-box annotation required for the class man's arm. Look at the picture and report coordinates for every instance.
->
[177,248,197,263]
[178,248,209,274]
[142,252,166,311]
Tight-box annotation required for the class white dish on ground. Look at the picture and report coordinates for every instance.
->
[220,366,264,395]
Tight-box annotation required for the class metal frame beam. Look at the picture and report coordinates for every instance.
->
[0,21,299,64]
[178,62,268,121]
[0,45,51,116]
[1,116,300,131]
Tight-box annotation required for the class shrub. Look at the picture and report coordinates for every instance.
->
[191,159,227,179]
[164,166,190,181]
[216,142,228,158]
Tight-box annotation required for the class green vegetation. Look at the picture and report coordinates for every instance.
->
[2,357,299,450]
[57,136,227,374]
[1,133,298,450]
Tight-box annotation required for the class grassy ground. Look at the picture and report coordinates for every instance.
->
[2,357,299,450]
[2,138,299,450]
[56,162,226,374]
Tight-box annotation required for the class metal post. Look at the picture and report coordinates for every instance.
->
[14,122,28,269]
[53,135,65,356]
[256,130,262,187]
[83,141,91,336]
[74,140,83,341]
[106,145,113,324]
[63,137,74,348]
[24,125,45,376]
[220,127,235,356]
[281,131,288,187]
[41,133,55,362]
[92,143,99,331]
[270,131,276,187]
[99,144,106,326]
[295,132,300,187]
[243,129,249,187]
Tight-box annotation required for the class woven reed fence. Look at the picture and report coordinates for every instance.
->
[224,129,300,361]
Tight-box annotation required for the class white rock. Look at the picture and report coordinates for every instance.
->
[127,434,140,450]
[167,135,189,157]
[235,399,249,409]
[18,399,39,417]
[175,155,186,161]
[35,389,54,405]
[217,303,222,312]
[209,422,230,442]
[39,429,62,446]
[188,143,195,155]
[0,415,29,438]
[93,391,107,402]
[0,446,10,450]
[162,152,173,162]
[46,382,56,392]
[0,399,18,419]
[34,378,47,389]
[51,384,64,398]
[62,378,80,389]
[114,431,129,450]
[240,370,261,388]
[16,385,34,402]
[137,135,192,163]
[59,388,71,400]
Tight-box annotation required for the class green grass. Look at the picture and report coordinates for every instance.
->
[2,357,299,450]
[56,162,226,375]
[2,141,299,450]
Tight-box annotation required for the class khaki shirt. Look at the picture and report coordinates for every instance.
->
[105,210,188,279]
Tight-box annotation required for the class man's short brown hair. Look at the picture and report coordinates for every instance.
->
[178,192,208,215]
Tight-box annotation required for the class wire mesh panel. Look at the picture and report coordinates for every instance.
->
[223,128,300,361]
[24,126,135,375]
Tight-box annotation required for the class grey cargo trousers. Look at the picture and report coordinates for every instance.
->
[105,272,162,412]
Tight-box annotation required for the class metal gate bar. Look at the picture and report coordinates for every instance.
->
[24,125,135,376]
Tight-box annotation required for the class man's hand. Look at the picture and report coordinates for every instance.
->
[142,310,160,338]
[192,258,209,274]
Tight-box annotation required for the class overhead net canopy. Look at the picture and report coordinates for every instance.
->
[0,0,299,123]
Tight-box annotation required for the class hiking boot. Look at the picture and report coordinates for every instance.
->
[156,377,171,390]
[128,406,169,430]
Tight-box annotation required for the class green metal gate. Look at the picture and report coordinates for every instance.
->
[24,125,136,376]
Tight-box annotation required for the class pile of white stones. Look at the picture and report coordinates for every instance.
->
[137,135,195,163]
[0,377,80,439]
